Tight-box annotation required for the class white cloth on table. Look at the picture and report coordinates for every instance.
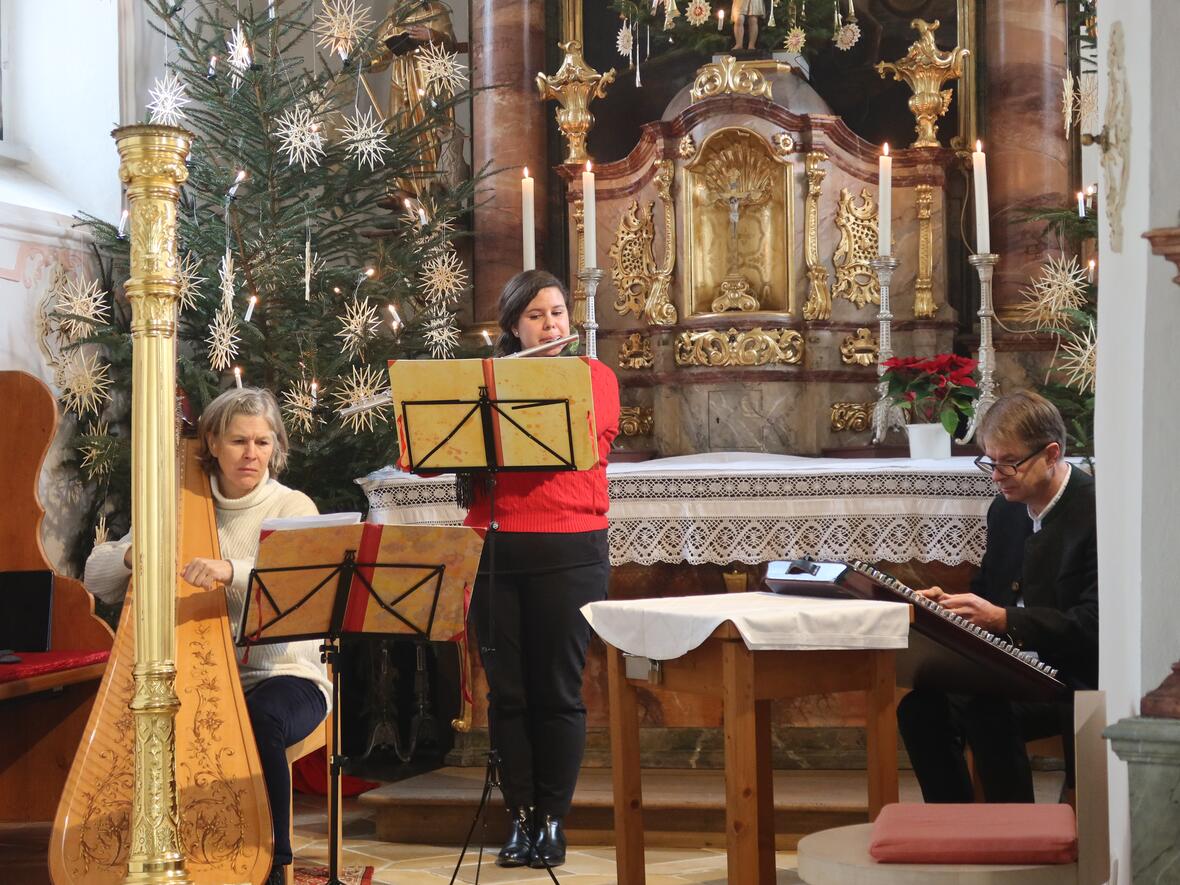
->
[581,591,910,660]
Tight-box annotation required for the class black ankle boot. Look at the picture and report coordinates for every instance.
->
[530,813,567,868]
[265,865,287,885]
[497,806,534,867]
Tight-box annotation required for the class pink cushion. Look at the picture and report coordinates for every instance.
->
[869,803,1078,864]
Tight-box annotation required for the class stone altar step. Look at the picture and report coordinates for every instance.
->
[361,767,910,851]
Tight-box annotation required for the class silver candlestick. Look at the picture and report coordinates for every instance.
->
[958,252,999,443]
[577,266,604,359]
[870,254,904,444]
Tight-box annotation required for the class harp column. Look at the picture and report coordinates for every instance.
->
[113,123,193,885]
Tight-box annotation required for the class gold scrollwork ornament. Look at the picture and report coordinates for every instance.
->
[678,134,698,160]
[833,188,881,309]
[830,401,874,433]
[914,184,937,317]
[839,328,879,366]
[875,19,966,149]
[618,331,654,369]
[619,405,654,436]
[690,56,774,102]
[802,151,832,320]
[674,327,804,367]
[772,132,796,158]
[608,160,677,325]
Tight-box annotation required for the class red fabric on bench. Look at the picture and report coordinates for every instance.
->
[0,650,110,683]
[869,803,1078,864]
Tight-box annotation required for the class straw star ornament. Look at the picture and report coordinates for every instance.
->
[207,306,241,371]
[282,381,321,436]
[420,248,467,305]
[147,71,190,127]
[177,253,205,313]
[422,306,460,359]
[417,43,467,98]
[336,296,382,358]
[226,23,252,88]
[340,110,392,170]
[56,348,112,417]
[1016,254,1089,331]
[275,106,326,170]
[315,0,374,60]
[333,365,390,434]
[1057,322,1097,395]
[53,277,109,343]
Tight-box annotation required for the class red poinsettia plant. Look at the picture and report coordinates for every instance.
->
[881,353,980,434]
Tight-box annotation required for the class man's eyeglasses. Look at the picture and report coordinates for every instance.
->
[973,443,1051,477]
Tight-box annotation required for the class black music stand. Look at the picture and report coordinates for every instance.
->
[389,357,597,884]
[239,522,482,885]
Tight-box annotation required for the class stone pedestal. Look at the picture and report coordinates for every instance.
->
[1105,715,1180,882]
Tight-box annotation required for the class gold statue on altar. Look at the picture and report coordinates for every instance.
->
[368,0,468,196]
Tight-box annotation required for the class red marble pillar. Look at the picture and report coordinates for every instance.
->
[983,0,1071,317]
[471,0,549,325]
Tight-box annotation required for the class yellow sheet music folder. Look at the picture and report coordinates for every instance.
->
[389,356,598,472]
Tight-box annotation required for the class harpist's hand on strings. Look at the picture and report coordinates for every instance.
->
[180,557,234,590]
[916,586,1007,633]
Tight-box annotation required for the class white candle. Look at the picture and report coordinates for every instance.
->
[1088,258,1096,283]
[233,366,242,388]
[116,209,129,239]
[1076,191,1086,218]
[207,55,218,78]
[717,8,725,30]
[582,162,596,269]
[388,304,402,331]
[522,167,536,271]
[227,169,246,199]
[310,381,318,408]
[244,295,256,322]
[481,329,493,347]
[972,140,990,255]
[877,143,892,256]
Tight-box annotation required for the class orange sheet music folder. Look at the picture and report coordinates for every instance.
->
[389,356,598,473]
[239,522,484,644]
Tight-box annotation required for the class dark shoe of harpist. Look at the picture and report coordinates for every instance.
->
[497,806,535,867]
[265,864,287,885]
[530,813,567,868]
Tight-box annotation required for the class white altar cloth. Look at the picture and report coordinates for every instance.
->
[581,592,911,660]
[357,452,996,567]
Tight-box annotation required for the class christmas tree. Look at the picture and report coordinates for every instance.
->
[47,0,477,569]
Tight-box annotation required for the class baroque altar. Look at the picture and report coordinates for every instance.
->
[564,55,960,456]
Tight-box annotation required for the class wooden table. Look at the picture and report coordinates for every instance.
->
[605,617,910,884]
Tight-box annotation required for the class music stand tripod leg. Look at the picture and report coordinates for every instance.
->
[320,637,346,885]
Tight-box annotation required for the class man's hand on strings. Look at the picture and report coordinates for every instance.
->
[181,557,233,590]
[916,586,1007,633]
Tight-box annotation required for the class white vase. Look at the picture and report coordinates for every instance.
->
[906,422,952,459]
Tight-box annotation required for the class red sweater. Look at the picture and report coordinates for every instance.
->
[464,358,620,533]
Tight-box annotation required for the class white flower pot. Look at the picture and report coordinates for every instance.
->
[906,422,952,459]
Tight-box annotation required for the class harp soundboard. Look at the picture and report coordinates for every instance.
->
[763,559,1069,702]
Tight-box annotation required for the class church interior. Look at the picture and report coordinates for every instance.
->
[1,0,1178,883]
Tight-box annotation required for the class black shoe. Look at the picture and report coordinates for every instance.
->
[530,814,567,868]
[496,806,534,867]
[265,865,286,885]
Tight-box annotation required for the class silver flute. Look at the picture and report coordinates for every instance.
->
[503,333,579,358]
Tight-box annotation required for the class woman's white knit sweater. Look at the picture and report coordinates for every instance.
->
[84,472,331,708]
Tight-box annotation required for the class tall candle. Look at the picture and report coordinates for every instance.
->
[877,143,892,256]
[522,167,536,271]
[582,162,597,269]
[1076,191,1086,218]
[717,8,725,30]
[972,140,990,255]
[233,366,242,388]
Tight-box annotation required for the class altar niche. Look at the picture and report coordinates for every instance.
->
[683,127,796,318]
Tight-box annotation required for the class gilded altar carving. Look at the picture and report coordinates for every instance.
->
[619,405,654,436]
[537,40,616,165]
[772,132,796,158]
[833,188,881,309]
[684,128,793,318]
[572,199,586,324]
[802,151,832,320]
[1095,22,1130,252]
[618,331,654,369]
[875,19,966,149]
[830,401,873,433]
[839,328,879,367]
[674,327,804,367]
[609,160,676,325]
[689,56,775,103]
[678,134,697,160]
[914,184,937,317]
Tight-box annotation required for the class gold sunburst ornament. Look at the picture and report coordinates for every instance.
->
[1016,254,1089,331]
[336,296,382,358]
[685,0,711,26]
[616,22,634,58]
[53,277,109,342]
[333,364,390,433]
[56,348,112,417]
[315,0,375,60]
[1057,321,1096,394]
[784,26,806,53]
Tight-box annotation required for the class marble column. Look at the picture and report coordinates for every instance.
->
[1105,715,1180,881]
[983,0,1071,318]
[471,0,549,325]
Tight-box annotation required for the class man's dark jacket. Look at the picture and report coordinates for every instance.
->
[969,466,1098,689]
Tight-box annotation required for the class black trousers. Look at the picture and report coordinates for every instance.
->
[469,530,610,818]
[245,675,328,865]
[897,689,1074,803]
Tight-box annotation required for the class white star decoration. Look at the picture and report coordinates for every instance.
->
[421,305,460,359]
[56,348,112,418]
[417,42,468,98]
[333,365,390,434]
[282,381,320,436]
[340,110,392,170]
[336,296,382,358]
[53,277,109,343]
[274,106,326,171]
[1062,70,1076,137]
[207,306,241,371]
[315,0,374,60]
[147,71,190,127]
[226,23,252,89]
[616,22,634,59]
[420,248,467,305]
[178,253,205,313]
[1057,321,1096,395]
[218,250,236,310]
[1017,254,1089,331]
